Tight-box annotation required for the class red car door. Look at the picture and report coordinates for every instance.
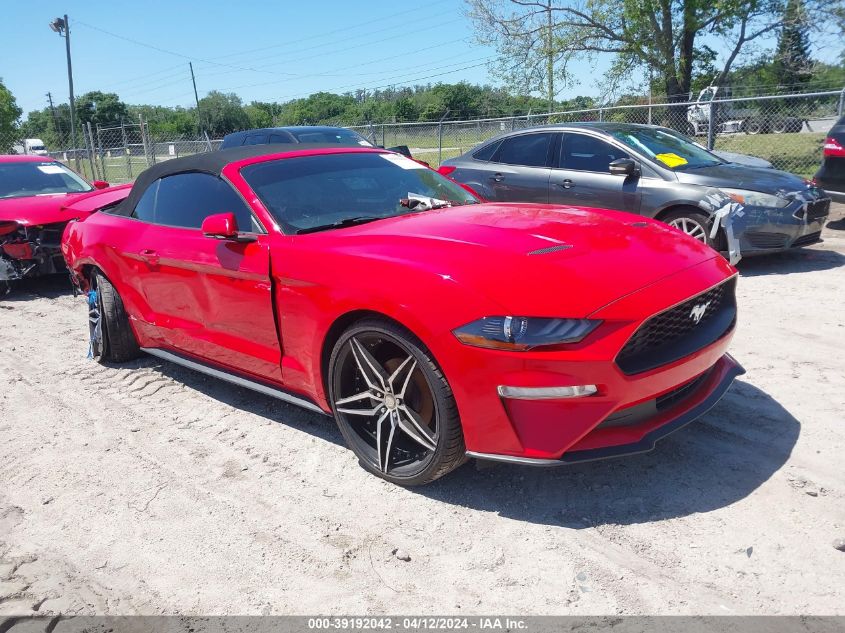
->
[129,172,282,382]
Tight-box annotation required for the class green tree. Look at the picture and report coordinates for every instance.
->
[197,91,249,136]
[75,91,129,126]
[466,0,843,123]
[0,78,22,149]
[772,0,813,88]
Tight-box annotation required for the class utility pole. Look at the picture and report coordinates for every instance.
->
[49,15,79,170]
[189,62,213,150]
[46,92,60,136]
[546,1,554,114]
[190,62,203,134]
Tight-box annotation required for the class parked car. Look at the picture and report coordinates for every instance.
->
[814,115,845,203]
[440,123,829,256]
[63,144,743,485]
[0,155,122,291]
[220,126,373,149]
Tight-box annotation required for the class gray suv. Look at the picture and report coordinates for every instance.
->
[441,123,829,255]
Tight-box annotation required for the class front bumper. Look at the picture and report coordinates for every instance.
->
[733,197,829,255]
[435,257,741,462]
[467,353,744,465]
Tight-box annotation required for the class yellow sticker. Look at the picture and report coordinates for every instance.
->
[655,153,688,168]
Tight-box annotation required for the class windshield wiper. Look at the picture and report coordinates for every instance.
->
[295,216,382,235]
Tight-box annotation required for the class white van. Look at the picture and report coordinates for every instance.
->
[15,139,49,156]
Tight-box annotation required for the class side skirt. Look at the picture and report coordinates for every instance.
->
[140,347,328,415]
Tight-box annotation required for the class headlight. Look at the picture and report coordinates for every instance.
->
[453,316,600,351]
[719,188,790,208]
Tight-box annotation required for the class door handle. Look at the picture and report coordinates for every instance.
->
[491,173,505,182]
[557,179,575,189]
[139,249,159,265]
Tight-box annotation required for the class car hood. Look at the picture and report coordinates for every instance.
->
[0,191,96,226]
[675,163,807,194]
[312,203,720,317]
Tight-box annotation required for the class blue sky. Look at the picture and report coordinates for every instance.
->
[2,1,837,117]
[0,0,613,115]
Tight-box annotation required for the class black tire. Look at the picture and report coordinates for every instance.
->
[661,208,718,249]
[90,271,140,363]
[328,318,466,485]
[771,118,787,134]
[744,119,763,135]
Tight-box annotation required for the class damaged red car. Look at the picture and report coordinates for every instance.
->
[62,145,743,485]
[0,155,125,292]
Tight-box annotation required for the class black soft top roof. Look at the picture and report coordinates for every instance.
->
[117,144,380,216]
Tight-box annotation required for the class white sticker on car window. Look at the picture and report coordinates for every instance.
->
[37,164,65,174]
[379,153,423,170]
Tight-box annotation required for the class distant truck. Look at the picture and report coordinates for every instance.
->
[686,86,803,136]
[11,138,49,156]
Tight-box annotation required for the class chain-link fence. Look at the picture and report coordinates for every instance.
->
[2,87,843,183]
[350,88,845,177]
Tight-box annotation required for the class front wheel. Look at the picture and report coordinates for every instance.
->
[88,271,140,363]
[662,209,716,248]
[328,318,466,485]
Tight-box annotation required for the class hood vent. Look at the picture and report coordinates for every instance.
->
[528,244,573,256]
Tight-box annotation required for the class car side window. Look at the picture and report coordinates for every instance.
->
[244,134,268,146]
[152,172,262,232]
[131,181,157,222]
[493,133,552,167]
[472,140,502,162]
[560,134,630,172]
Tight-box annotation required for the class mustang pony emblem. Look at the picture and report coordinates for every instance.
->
[690,301,711,324]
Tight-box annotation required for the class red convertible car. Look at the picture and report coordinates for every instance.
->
[62,145,743,485]
[0,154,126,292]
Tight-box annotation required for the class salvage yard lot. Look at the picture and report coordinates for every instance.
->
[1,206,844,616]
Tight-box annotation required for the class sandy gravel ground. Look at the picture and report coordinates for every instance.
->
[1,206,844,617]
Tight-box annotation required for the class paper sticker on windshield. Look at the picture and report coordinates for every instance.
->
[379,153,423,170]
[655,153,688,168]
[37,164,65,174]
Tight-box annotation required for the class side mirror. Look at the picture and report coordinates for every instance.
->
[92,180,110,189]
[609,158,638,177]
[202,212,240,240]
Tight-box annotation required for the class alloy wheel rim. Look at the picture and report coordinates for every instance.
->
[333,334,438,476]
[669,217,708,242]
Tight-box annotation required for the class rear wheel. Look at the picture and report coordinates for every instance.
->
[88,271,140,363]
[328,318,466,485]
[662,209,716,248]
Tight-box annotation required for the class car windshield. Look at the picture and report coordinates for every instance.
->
[0,161,92,199]
[610,127,724,170]
[240,152,479,234]
[290,129,373,146]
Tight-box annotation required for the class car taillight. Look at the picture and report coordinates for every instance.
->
[0,221,19,237]
[438,165,457,176]
[823,137,845,157]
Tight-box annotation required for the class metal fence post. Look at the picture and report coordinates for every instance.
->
[707,100,717,150]
[437,109,450,166]
[121,122,133,179]
[839,86,845,117]
[95,123,107,181]
[84,123,98,180]
[598,108,604,122]
[381,124,386,147]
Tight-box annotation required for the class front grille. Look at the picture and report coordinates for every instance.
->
[656,371,709,411]
[616,278,737,375]
[745,231,789,249]
[794,199,830,221]
[791,231,822,247]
